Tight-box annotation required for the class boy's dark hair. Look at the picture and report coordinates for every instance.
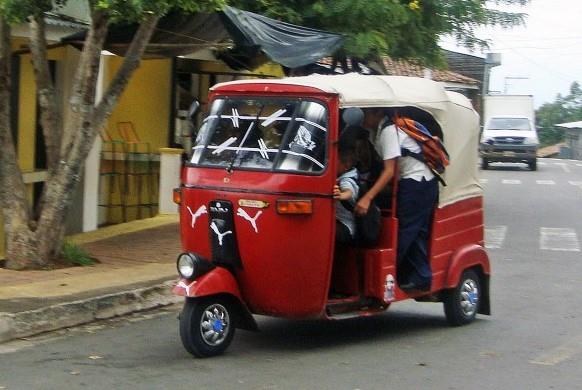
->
[338,125,364,167]
[338,142,355,166]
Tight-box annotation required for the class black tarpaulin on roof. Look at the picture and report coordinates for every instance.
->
[61,6,343,69]
[219,6,343,69]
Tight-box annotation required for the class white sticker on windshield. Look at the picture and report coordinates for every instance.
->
[212,137,238,155]
[230,108,240,128]
[290,125,316,151]
[261,108,287,127]
[258,138,269,159]
[237,208,263,233]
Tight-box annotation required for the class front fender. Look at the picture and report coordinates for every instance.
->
[445,244,491,288]
[173,267,242,301]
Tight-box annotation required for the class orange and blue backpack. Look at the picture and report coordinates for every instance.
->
[393,115,450,186]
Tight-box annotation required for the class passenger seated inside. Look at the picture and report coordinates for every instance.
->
[334,136,359,244]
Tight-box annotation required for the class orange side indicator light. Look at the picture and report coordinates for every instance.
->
[276,199,313,214]
[173,188,182,205]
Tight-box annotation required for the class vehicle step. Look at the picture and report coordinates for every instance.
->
[326,296,377,316]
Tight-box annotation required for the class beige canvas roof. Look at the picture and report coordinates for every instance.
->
[213,74,482,207]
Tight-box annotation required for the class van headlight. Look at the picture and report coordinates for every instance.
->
[524,136,539,146]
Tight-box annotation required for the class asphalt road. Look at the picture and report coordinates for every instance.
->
[1,158,582,390]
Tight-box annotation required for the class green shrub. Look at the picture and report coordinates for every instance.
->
[62,241,97,266]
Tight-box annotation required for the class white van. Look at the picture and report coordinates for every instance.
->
[480,115,539,170]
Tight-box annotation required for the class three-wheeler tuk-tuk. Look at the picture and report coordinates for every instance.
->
[172,74,490,357]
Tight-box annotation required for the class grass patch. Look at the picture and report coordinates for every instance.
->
[62,241,97,266]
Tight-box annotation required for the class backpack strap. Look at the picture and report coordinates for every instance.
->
[401,146,447,186]
[400,147,425,163]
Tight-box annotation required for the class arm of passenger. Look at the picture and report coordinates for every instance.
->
[333,184,354,201]
[355,158,396,215]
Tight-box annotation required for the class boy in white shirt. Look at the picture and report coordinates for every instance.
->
[355,108,438,292]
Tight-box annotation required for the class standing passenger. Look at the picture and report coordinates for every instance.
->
[355,108,438,292]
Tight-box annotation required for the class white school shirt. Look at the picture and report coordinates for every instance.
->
[372,122,435,181]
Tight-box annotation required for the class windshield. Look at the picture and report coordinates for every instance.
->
[487,118,531,131]
[189,97,328,173]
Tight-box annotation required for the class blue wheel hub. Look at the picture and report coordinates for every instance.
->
[212,319,224,332]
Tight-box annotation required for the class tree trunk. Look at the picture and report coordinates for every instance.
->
[1,8,160,270]
[0,17,36,269]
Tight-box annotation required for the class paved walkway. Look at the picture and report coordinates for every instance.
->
[0,215,182,343]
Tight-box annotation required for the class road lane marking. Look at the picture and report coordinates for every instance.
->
[540,228,580,252]
[485,226,507,249]
[502,179,521,184]
[554,162,571,173]
[530,336,582,366]
[479,178,488,184]
[536,180,555,185]
[576,163,582,167]
[569,181,582,187]
[537,161,548,166]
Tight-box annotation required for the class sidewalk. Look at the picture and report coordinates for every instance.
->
[0,215,182,343]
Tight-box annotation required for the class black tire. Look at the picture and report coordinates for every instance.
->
[179,297,236,357]
[481,159,489,170]
[443,269,481,326]
[528,159,537,171]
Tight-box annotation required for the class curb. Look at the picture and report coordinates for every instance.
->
[0,280,181,344]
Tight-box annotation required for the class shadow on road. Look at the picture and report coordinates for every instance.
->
[238,309,486,353]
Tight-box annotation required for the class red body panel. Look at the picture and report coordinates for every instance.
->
[178,89,340,318]
[173,267,242,300]
[359,196,488,303]
[430,196,488,290]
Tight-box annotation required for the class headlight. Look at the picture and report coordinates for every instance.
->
[481,137,494,145]
[177,253,196,279]
[524,136,539,145]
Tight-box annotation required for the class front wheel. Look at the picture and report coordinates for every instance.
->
[179,297,236,357]
[528,159,537,171]
[481,158,489,170]
[443,269,481,326]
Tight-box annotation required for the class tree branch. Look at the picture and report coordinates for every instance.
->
[29,13,61,174]
[61,8,109,161]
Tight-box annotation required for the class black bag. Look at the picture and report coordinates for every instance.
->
[355,202,382,244]
[341,181,382,245]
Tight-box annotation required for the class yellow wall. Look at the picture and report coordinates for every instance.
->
[103,57,172,150]
[17,53,36,173]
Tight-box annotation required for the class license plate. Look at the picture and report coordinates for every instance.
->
[503,151,515,157]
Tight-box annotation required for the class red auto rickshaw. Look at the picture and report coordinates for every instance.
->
[172,74,490,357]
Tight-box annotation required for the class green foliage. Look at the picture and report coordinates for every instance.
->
[62,241,97,266]
[536,82,582,147]
[229,0,529,66]
[0,0,226,24]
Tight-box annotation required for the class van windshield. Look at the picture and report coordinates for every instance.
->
[189,97,328,173]
[487,118,531,131]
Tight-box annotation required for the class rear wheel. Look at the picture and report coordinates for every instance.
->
[528,159,537,171]
[443,269,481,326]
[179,297,236,357]
[481,158,489,170]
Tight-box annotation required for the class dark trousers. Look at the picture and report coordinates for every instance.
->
[396,177,438,286]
